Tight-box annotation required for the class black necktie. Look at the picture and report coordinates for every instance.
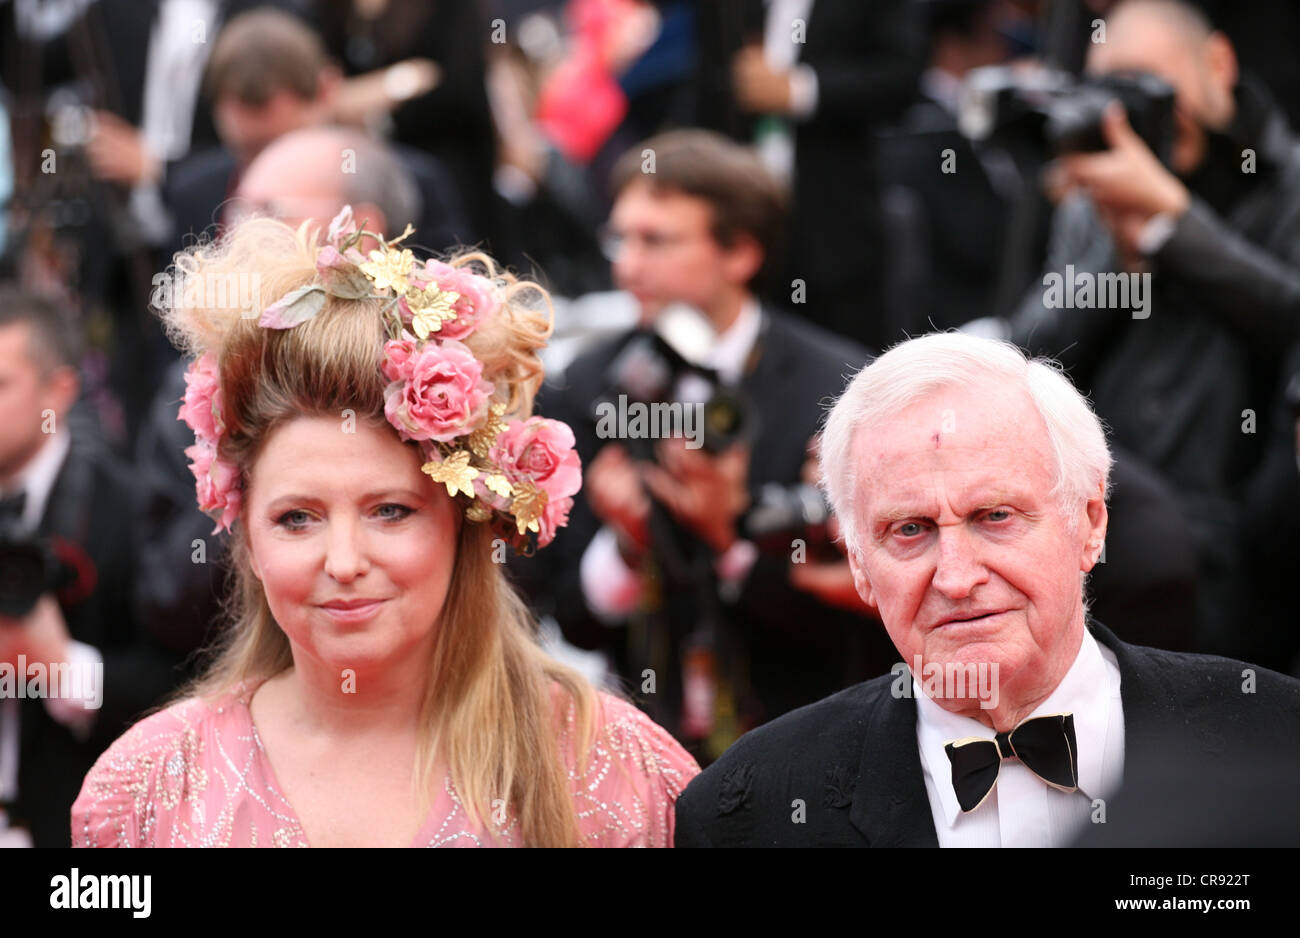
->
[944,713,1079,813]
[0,489,26,530]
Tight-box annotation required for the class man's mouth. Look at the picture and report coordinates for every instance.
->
[934,610,1007,629]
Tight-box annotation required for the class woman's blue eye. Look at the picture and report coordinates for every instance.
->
[276,509,312,529]
[375,504,413,521]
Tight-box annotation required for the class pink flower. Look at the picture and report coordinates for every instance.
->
[380,338,417,381]
[383,339,495,442]
[421,260,501,341]
[536,495,573,548]
[178,353,224,443]
[326,205,355,246]
[490,417,583,503]
[186,439,242,534]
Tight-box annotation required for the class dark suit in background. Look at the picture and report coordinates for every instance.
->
[14,419,180,846]
[689,0,924,350]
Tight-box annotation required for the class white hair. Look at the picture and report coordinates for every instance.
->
[818,332,1113,557]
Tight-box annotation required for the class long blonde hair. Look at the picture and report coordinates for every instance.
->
[161,216,598,847]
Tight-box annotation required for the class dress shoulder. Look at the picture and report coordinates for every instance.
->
[70,691,237,848]
[561,689,701,847]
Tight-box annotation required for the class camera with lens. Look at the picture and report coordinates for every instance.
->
[594,304,837,558]
[0,531,81,619]
[596,305,758,460]
[959,67,1177,165]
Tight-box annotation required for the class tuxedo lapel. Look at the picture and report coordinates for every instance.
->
[1086,618,1187,780]
[848,687,939,846]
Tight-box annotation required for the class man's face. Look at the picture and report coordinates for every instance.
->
[215,89,319,168]
[1087,9,1236,175]
[846,381,1106,722]
[607,181,744,319]
[0,324,67,479]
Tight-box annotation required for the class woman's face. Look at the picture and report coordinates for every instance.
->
[244,415,460,678]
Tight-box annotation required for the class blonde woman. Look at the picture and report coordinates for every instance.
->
[71,209,699,847]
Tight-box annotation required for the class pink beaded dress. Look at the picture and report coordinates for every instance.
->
[71,679,699,847]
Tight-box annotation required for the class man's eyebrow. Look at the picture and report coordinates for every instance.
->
[868,492,1032,526]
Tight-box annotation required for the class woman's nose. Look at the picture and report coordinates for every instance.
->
[323,516,371,582]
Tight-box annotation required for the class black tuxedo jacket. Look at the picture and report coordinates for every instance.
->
[519,305,899,731]
[14,426,180,847]
[674,620,1300,846]
[688,0,922,347]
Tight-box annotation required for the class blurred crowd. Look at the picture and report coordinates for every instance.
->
[2,0,1299,843]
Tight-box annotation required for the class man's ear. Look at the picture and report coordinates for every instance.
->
[1079,482,1109,574]
[41,364,80,419]
[846,545,879,617]
[1204,31,1239,101]
[721,232,764,288]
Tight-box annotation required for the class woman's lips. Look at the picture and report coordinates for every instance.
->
[317,599,386,623]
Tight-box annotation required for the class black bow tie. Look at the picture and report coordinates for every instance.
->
[0,489,26,529]
[944,713,1079,813]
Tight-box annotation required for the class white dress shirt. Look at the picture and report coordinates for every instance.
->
[757,0,819,184]
[914,627,1126,847]
[0,429,102,837]
[130,0,221,244]
[581,299,763,621]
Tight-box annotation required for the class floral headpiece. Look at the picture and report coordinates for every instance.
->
[177,206,581,552]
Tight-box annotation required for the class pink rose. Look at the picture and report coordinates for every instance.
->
[380,338,417,382]
[421,260,500,341]
[490,417,582,503]
[536,495,573,548]
[186,439,242,534]
[178,353,224,443]
[383,339,495,442]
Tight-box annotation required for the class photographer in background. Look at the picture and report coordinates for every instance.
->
[522,130,896,761]
[0,286,177,846]
[1008,0,1300,657]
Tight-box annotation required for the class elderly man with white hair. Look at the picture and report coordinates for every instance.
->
[674,332,1300,847]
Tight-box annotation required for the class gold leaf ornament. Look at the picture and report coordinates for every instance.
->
[510,482,548,536]
[422,449,479,498]
[408,285,461,340]
[483,474,513,498]
[360,247,415,293]
[468,402,507,458]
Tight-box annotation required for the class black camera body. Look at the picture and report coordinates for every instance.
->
[0,532,80,619]
[597,331,757,458]
[960,67,1178,165]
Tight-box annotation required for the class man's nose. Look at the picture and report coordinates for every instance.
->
[324,516,371,583]
[930,524,989,600]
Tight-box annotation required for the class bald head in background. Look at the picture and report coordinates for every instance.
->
[1089,0,1238,174]
[232,126,421,239]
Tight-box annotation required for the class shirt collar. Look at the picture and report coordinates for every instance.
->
[705,297,762,385]
[914,627,1118,830]
[1,429,71,532]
